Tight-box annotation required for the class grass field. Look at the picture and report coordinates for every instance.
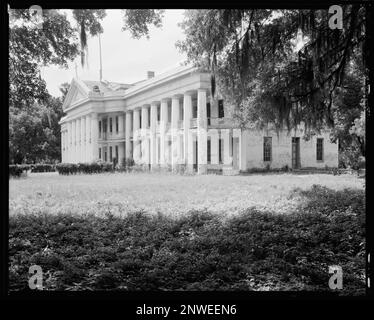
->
[9,172,366,292]
[9,172,364,217]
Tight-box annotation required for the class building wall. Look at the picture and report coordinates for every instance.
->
[242,129,338,170]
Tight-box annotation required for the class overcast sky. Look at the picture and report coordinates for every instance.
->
[41,9,187,97]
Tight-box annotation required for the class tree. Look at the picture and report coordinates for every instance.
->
[176,7,368,136]
[72,9,106,66]
[121,9,165,39]
[9,9,105,163]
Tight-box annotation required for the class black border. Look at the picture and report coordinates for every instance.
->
[2,0,373,314]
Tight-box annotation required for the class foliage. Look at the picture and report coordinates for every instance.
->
[175,8,367,136]
[120,157,135,171]
[9,9,105,163]
[9,165,29,178]
[9,95,64,164]
[122,9,165,39]
[72,9,106,66]
[30,164,56,173]
[56,161,114,175]
[9,185,365,292]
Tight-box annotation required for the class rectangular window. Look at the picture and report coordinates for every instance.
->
[192,99,198,118]
[263,137,272,162]
[99,121,102,138]
[157,105,161,121]
[168,103,172,123]
[207,102,211,126]
[219,138,223,164]
[148,108,151,127]
[109,146,113,162]
[130,141,134,158]
[218,99,224,118]
[103,119,107,133]
[139,114,142,129]
[99,148,101,159]
[207,137,211,164]
[317,138,324,161]
[110,118,113,133]
[115,145,118,161]
[104,147,107,162]
[180,102,184,120]
[116,116,119,133]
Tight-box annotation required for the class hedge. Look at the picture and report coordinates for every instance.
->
[56,161,115,175]
[30,164,55,173]
[9,164,30,178]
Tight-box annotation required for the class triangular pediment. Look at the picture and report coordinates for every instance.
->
[62,78,90,110]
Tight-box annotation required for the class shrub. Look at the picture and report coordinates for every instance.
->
[56,161,115,175]
[121,158,135,172]
[9,165,24,178]
[30,164,55,173]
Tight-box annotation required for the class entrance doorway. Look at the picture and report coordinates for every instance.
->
[292,137,301,169]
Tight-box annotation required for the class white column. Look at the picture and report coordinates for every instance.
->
[141,106,149,165]
[80,117,85,162]
[197,89,207,174]
[171,96,180,170]
[141,106,148,131]
[77,118,81,163]
[125,111,132,159]
[133,108,140,162]
[222,129,232,165]
[160,99,168,167]
[150,103,158,169]
[85,115,91,162]
[71,120,76,163]
[91,113,99,161]
[67,121,71,162]
[211,129,219,165]
[188,132,195,171]
[183,93,192,171]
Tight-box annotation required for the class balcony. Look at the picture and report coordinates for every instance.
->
[208,117,235,129]
[98,131,125,141]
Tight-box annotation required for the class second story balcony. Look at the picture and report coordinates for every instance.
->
[208,117,235,128]
[98,130,126,141]
[189,117,235,129]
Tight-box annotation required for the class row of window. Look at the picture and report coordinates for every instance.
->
[99,116,120,137]
[99,145,119,163]
[262,137,324,162]
[98,135,324,164]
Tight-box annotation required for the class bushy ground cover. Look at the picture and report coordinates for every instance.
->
[9,173,365,292]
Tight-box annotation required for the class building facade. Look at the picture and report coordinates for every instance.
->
[59,65,338,174]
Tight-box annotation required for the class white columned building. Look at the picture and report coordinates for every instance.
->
[59,65,339,173]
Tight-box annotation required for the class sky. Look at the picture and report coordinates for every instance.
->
[41,9,188,97]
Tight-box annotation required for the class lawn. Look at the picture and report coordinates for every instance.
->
[9,171,364,217]
[9,172,366,292]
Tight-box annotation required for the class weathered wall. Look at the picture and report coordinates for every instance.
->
[242,129,338,170]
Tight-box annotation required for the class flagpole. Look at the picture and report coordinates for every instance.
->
[99,33,103,82]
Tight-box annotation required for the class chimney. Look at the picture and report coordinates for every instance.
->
[147,71,155,79]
